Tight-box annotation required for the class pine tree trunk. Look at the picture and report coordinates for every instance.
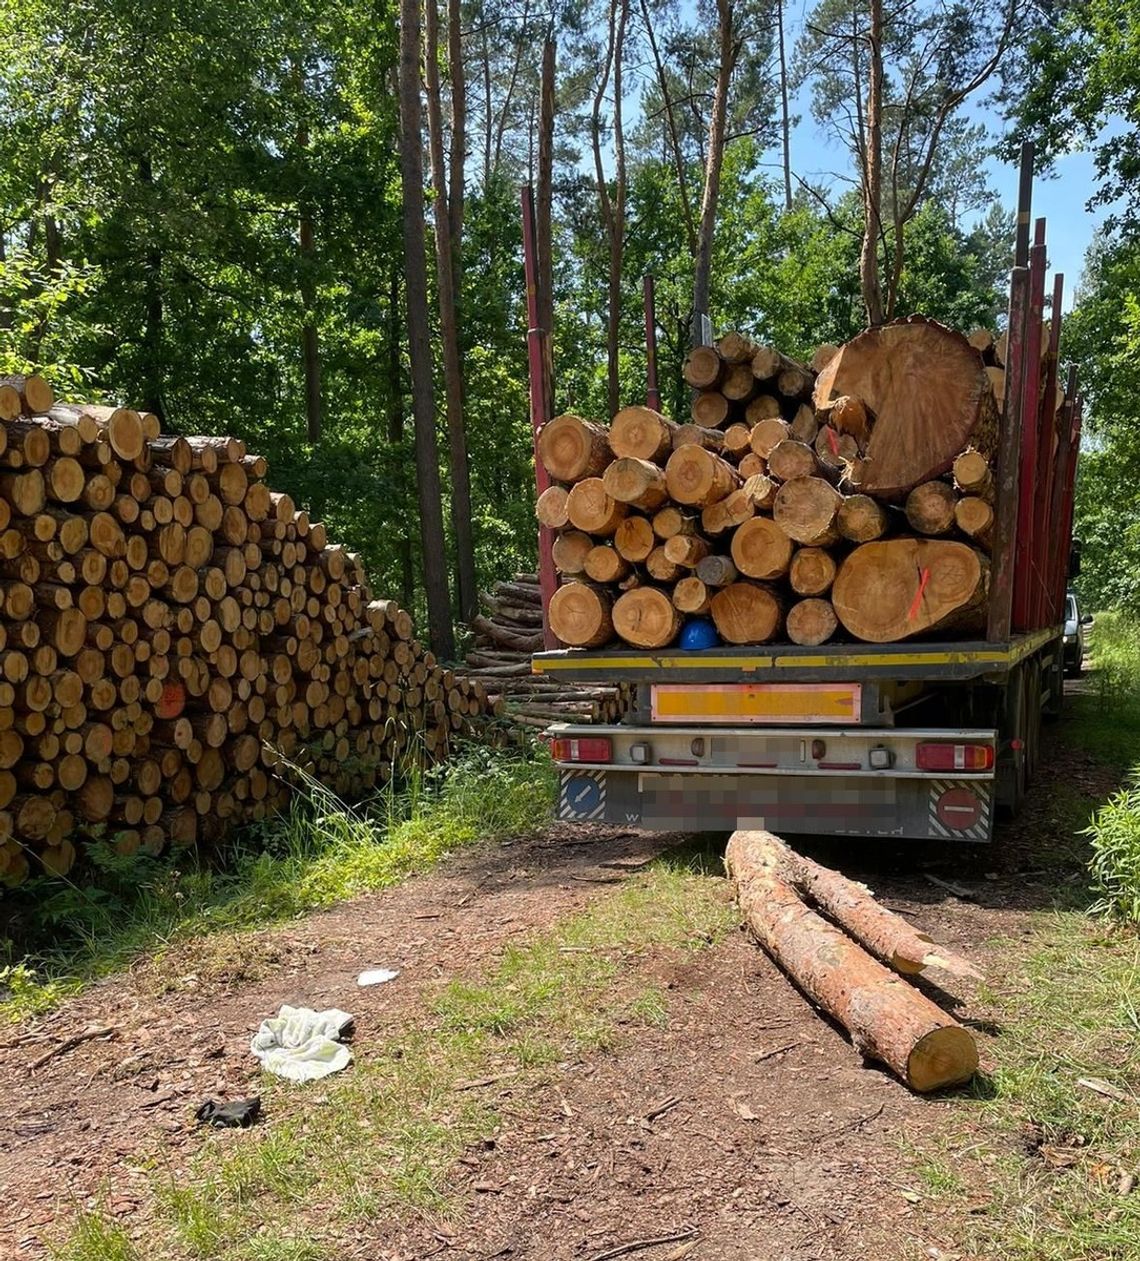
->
[426,0,477,624]
[693,0,735,326]
[398,0,454,658]
[859,0,885,327]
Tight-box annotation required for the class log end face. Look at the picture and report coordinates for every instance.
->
[906,1025,979,1093]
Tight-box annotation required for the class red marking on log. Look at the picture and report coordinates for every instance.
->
[907,567,931,621]
[156,681,186,720]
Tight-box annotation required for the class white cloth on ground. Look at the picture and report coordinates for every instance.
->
[250,1005,354,1082]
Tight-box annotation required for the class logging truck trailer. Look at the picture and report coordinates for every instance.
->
[520,150,1082,845]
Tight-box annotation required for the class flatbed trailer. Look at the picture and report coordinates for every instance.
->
[533,628,1061,841]
[521,148,1081,845]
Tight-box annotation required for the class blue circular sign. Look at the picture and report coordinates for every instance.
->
[566,776,601,814]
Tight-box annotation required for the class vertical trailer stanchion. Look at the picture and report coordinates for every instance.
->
[1055,377,1084,616]
[1032,272,1065,628]
[644,276,661,412]
[987,143,1035,642]
[1012,220,1048,633]
[521,184,559,650]
[1046,365,1079,624]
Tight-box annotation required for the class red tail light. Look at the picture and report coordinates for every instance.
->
[916,741,994,772]
[549,736,612,763]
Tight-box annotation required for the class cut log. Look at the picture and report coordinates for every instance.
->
[702,487,756,536]
[738,453,766,479]
[740,830,985,979]
[613,515,655,563]
[811,344,839,374]
[683,346,723,389]
[584,545,631,584]
[695,554,738,588]
[968,329,994,355]
[985,365,1005,408]
[645,546,682,583]
[722,362,755,401]
[785,598,838,645]
[773,477,842,546]
[665,446,740,507]
[691,391,730,427]
[0,373,54,416]
[789,404,819,445]
[538,414,611,481]
[744,394,783,425]
[717,331,760,363]
[535,485,570,528]
[723,423,752,458]
[548,583,614,648]
[609,407,677,462]
[741,473,778,510]
[994,330,1008,367]
[731,516,794,580]
[663,534,712,568]
[836,494,889,543]
[832,539,989,642]
[814,317,999,499]
[603,457,669,510]
[827,395,870,443]
[552,529,594,575]
[767,439,819,483]
[749,417,790,458]
[814,425,859,476]
[952,449,993,501]
[612,587,682,648]
[905,481,958,536]
[954,497,994,550]
[672,575,711,614]
[651,506,696,540]
[566,478,626,535]
[710,581,782,644]
[672,424,725,453]
[789,547,837,597]
[726,830,979,1092]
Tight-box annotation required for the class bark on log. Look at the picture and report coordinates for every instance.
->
[672,424,725,453]
[726,830,979,1092]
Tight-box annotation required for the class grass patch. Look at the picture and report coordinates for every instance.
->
[954,914,1140,1260]
[2,745,555,1021]
[56,846,737,1259]
[1068,610,1140,771]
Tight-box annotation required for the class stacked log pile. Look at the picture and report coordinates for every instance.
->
[457,573,632,729]
[538,317,1021,650]
[0,377,497,888]
[727,829,981,1092]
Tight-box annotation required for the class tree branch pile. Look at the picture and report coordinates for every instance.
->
[0,376,500,888]
[726,829,980,1092]
[538,317,1037,649]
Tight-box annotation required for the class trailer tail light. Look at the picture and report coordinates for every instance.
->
[915,742,994,772]
[549,736,612,764]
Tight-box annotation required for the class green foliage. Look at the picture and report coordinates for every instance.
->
[1088,779,1140,921]
[1,745,555,1020]
[1066,235,1140,615]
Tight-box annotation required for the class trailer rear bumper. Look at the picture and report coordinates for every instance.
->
[555,766,995,841]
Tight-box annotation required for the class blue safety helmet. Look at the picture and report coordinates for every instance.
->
[679,617,719,650]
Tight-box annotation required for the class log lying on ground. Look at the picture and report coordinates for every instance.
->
[738,830,984,979]
[726,830,979,1092]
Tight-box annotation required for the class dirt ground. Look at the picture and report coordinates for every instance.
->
[0,700,1119,1261]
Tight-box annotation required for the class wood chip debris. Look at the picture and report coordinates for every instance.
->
[587,1226,700,1261]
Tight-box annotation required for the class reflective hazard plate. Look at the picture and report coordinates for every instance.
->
[650,683,861,725]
